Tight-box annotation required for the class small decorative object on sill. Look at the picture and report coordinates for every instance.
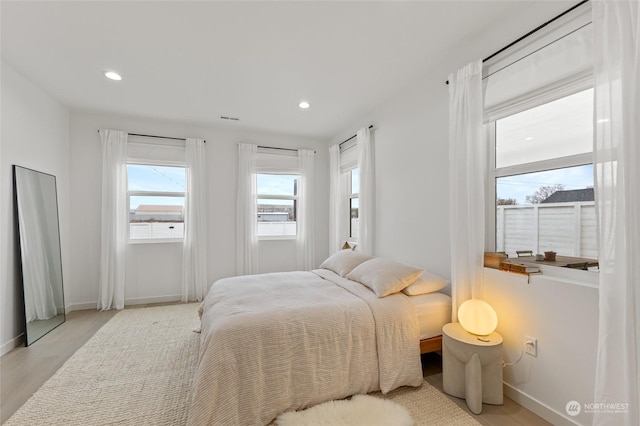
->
[544,251,557,261]
[535,254,544,261]
[484,252,508,269]
[498,261,542,282]
[342,241,357,251]
[516,250,533,258]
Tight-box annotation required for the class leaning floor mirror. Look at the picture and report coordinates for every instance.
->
[13,165,66,346]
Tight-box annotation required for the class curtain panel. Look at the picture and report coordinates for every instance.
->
[236,143,258,275]
[448,61,486,321]
[98,129,128,310]
[328,144,344,253]
[182,138,207,302]
[592,1,640,425]
[357,127,374,255]
[297,149,316,270]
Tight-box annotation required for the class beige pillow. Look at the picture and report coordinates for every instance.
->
[346,258,424,298]
[401,271,449,296]
[319,250,374,277]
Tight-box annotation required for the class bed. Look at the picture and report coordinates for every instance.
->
[412,292,452,354]
[188,251,451,426]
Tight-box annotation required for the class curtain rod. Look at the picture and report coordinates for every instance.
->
[444,0,588,85]
[97,130,206,143]
[339,125,374,147]
[258,145,316,154]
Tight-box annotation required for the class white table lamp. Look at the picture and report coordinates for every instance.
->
[458,299,498,336]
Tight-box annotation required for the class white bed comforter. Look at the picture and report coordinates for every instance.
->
[187,269,423,426]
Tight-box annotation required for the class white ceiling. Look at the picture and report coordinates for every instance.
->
[1,1,577,141]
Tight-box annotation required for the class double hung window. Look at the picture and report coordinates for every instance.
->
[483,3,598,271]
[256,173,298,238]
[338,135,360,244]
[349,168,359,239]
[127,163,185,241]
[490,88,596,264]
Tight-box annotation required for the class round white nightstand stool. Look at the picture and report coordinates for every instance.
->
[442,322,503,414]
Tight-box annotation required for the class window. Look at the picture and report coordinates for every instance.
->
[491,88,597,266]
[349,168,359,239]
[256,173,298,238]
[127,164,185,241]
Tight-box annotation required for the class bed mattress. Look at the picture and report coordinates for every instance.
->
[408,292,452,340]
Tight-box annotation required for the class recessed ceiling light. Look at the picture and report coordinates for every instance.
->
[104,71,122,81]
[298,101,310,109]
[525,136,534,141]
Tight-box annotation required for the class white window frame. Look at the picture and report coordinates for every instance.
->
[348,167,359,241]
[256,172,299,241]
[127,160,186,244]
[485,87,598,284]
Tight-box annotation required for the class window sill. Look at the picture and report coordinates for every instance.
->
[128,239,184,245]
[524,261,599,288]
[487,262,599,288]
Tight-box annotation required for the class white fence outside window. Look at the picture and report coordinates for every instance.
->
[496,201,596,259]
[257,222,297,237]
[130,222,184,240]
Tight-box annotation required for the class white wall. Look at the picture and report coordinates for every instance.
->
[67,111,329,310]
[327,8,600,425]
[0,61,70,355]
[329,69,452,279]
[484,268,598,426]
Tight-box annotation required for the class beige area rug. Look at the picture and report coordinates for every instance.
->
[5,303,480,426]
[4,303,201,426]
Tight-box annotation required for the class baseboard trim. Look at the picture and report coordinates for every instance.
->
[66,302,97,312]
[504,382,584,426]
[66,295,183,313]
[1,333,24,357]
[125,294,182,306]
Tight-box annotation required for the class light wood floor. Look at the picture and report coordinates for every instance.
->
[1,307,551,425]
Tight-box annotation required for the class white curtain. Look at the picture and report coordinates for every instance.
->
[236,143,258,275]
[328,144,344,253]
[182,138,207,302]
[592,1,640,425]
[98,129,128,310]
[297,149,316,270]
[448,61,486,322]
[357,127,374,255]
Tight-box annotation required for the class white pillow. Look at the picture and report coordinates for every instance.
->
[319,250,373,277]
[346,258,424,298]
[401,271,449,296]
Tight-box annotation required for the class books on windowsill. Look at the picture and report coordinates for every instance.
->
[499,261,541,275]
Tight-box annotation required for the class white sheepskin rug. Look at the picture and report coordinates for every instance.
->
[276,394,415,426]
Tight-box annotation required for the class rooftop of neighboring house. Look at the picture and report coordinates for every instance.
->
[542,188,594,203]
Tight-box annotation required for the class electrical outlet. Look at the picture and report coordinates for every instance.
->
[525,336,537,357]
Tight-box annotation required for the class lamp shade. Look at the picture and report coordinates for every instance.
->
[458,299,498,336]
